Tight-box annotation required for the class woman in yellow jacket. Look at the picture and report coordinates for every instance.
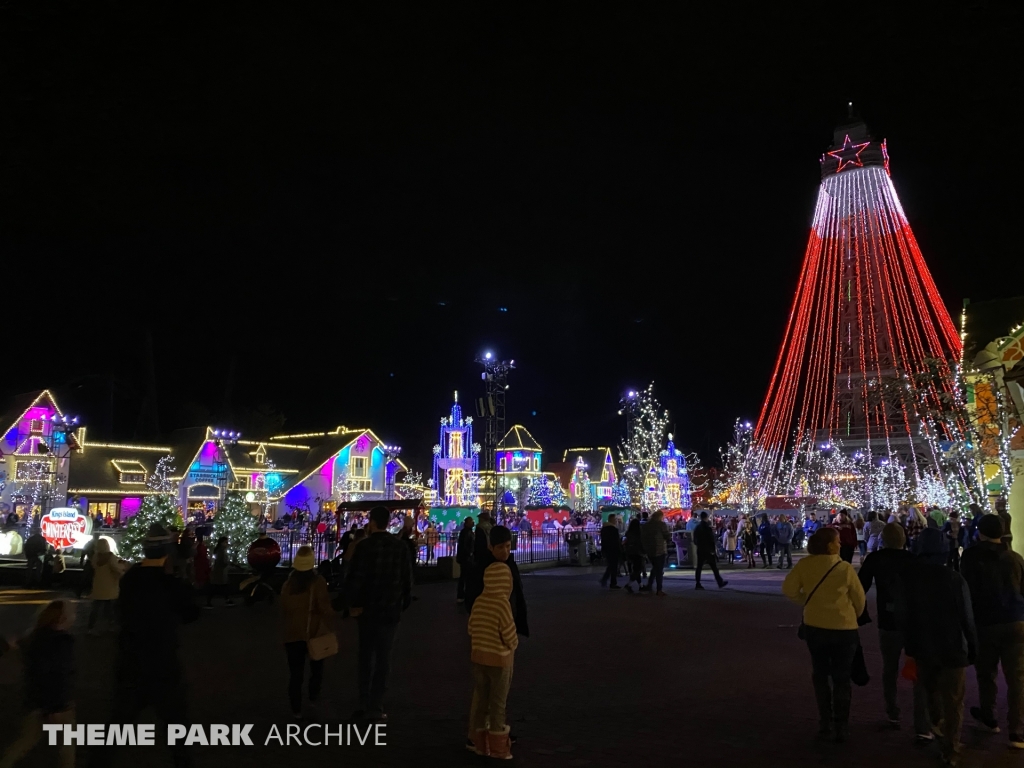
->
[783,527,866,743]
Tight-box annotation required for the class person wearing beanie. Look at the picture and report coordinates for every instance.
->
[466,562,518,759]
[902,523,978,764]
[114,523,200,767]
[280,545,334,719]
[960,513,1024,747]
[858,522,927,733]
[344,506,412,722]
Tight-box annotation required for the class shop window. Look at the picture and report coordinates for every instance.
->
[499,457,506,471]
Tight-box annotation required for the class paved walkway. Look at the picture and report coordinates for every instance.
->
[0,568,1020,767]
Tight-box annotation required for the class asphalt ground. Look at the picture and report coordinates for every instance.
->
[0,561,1021,768]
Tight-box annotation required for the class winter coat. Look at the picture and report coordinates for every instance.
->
[624,527,644,557]
[91,552,124,601]
[693,521,717,552]
[641,519,670,557]
[280,572,334,644]
[782,554,866,630]
[456,526,475,564]
[773,521,794,545]
[960,541,1024,627]
[865,520,886,552]
[600,524,622,557]
[904,561,977,668]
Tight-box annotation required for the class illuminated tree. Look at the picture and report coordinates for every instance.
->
[618,382,670,511]
[120,493,184,562]
[213,491,259,568]
[714,419,767,511]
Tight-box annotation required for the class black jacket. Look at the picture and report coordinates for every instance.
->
[456,526,475,564]
[24,628,74,714]
[858,548,915,631]
[465,550,529,637]
[694,521,717,551]
[600,524,622,557]
[960,541,1024,627]
[117,563,200,680]
[904,562,977,668]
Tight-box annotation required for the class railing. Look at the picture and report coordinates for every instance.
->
[411,531,572,566]
[264,529,336,567]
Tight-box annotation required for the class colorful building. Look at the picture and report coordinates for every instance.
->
[559,447,618,511]
[0,391,80,523]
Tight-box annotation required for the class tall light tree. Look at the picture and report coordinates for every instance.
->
[618,382,670,511]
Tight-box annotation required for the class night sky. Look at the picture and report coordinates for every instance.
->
[2,3,1021,475]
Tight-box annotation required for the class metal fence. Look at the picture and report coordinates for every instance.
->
[264,529,336,567]
[411,531,572,566]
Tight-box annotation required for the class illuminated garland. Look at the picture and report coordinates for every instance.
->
[618,382,671,511]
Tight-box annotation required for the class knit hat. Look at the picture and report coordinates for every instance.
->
[881,522,906,550]
[978,514,1005,540]
[293,546,315,572]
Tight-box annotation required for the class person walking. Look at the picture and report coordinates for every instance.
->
[693,512,728,590]
[832,511,857,564]
[114,524,200,768]
[959,514,1024,749]
[641,510,671,596]
[466,562,518,759]
[758,514,775,568]
[344,506,413,722]
[280,545,334,719]
[854,513,867,561]
[942,511,967,571]
[193,532,210,594]
[599,514,623,589]
[774,515,795,569]
[465,512,494,611]
[902,528,978,765]
[87,538,123,635]
[0,600,76,768]
[623,518,645,593]
[207,535,233,608]
[904,507,927,549]
[783,528,866,743]
[742,518,758,568]
[857,523,929,736]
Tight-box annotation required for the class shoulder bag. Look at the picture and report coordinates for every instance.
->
[797,560,842,640]
[306,587,338,661]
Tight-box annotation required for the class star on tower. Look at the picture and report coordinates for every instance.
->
[827,134,871,173]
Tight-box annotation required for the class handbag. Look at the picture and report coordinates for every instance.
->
[306,588,338,661]
[851,642,870,686]
[797,561,842,640]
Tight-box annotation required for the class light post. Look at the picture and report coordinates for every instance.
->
[41,414,82,519]
[476,351,514,518]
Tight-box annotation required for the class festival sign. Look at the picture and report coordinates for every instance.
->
[40,507,91,550]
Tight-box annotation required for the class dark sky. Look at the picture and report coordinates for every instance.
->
[2,2,1021,474]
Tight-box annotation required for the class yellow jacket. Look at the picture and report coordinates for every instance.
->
[782,554,865,630]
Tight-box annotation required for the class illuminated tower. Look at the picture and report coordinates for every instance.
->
[432,393,481,506]
[755,109,961,487]
[658,436,691,510]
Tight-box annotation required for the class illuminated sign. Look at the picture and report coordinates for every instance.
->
[40,507,91,550]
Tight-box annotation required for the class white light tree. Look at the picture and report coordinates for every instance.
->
[713,419,767,512]
[618,383,670,511]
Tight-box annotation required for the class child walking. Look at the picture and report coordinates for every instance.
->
[467,561,518,759]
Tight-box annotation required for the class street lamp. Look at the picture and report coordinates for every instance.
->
[382,445,402,500]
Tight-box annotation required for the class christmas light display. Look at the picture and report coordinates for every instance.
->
[432,394,480,506]
[657,436,692,510]
[618,383,670,510]
[713,420,768,511]
[213,491,259,567]
[755,114,961,490]
[569,457,595,513]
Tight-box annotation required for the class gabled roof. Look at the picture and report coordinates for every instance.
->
[68,437,171,495]
[0,390,82,450]
[497,424,542,452]
[561,447,617,484]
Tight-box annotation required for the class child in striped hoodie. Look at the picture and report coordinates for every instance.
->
[467,561,518,759]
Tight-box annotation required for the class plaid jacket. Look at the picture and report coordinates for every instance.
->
[345,531,412,622]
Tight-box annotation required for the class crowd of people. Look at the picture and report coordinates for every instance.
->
[783,510,1022,766]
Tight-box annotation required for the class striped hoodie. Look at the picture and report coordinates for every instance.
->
[468,562,519,667]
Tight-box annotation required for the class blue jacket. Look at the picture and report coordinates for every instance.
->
[803,519,820,535]
[758,521,774,545]
[774,521,794,545]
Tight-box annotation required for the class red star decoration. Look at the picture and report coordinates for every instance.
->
[827,134,871,173]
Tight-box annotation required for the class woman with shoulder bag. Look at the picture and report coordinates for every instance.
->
[280,545,336,719]
[782,528,866,744]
